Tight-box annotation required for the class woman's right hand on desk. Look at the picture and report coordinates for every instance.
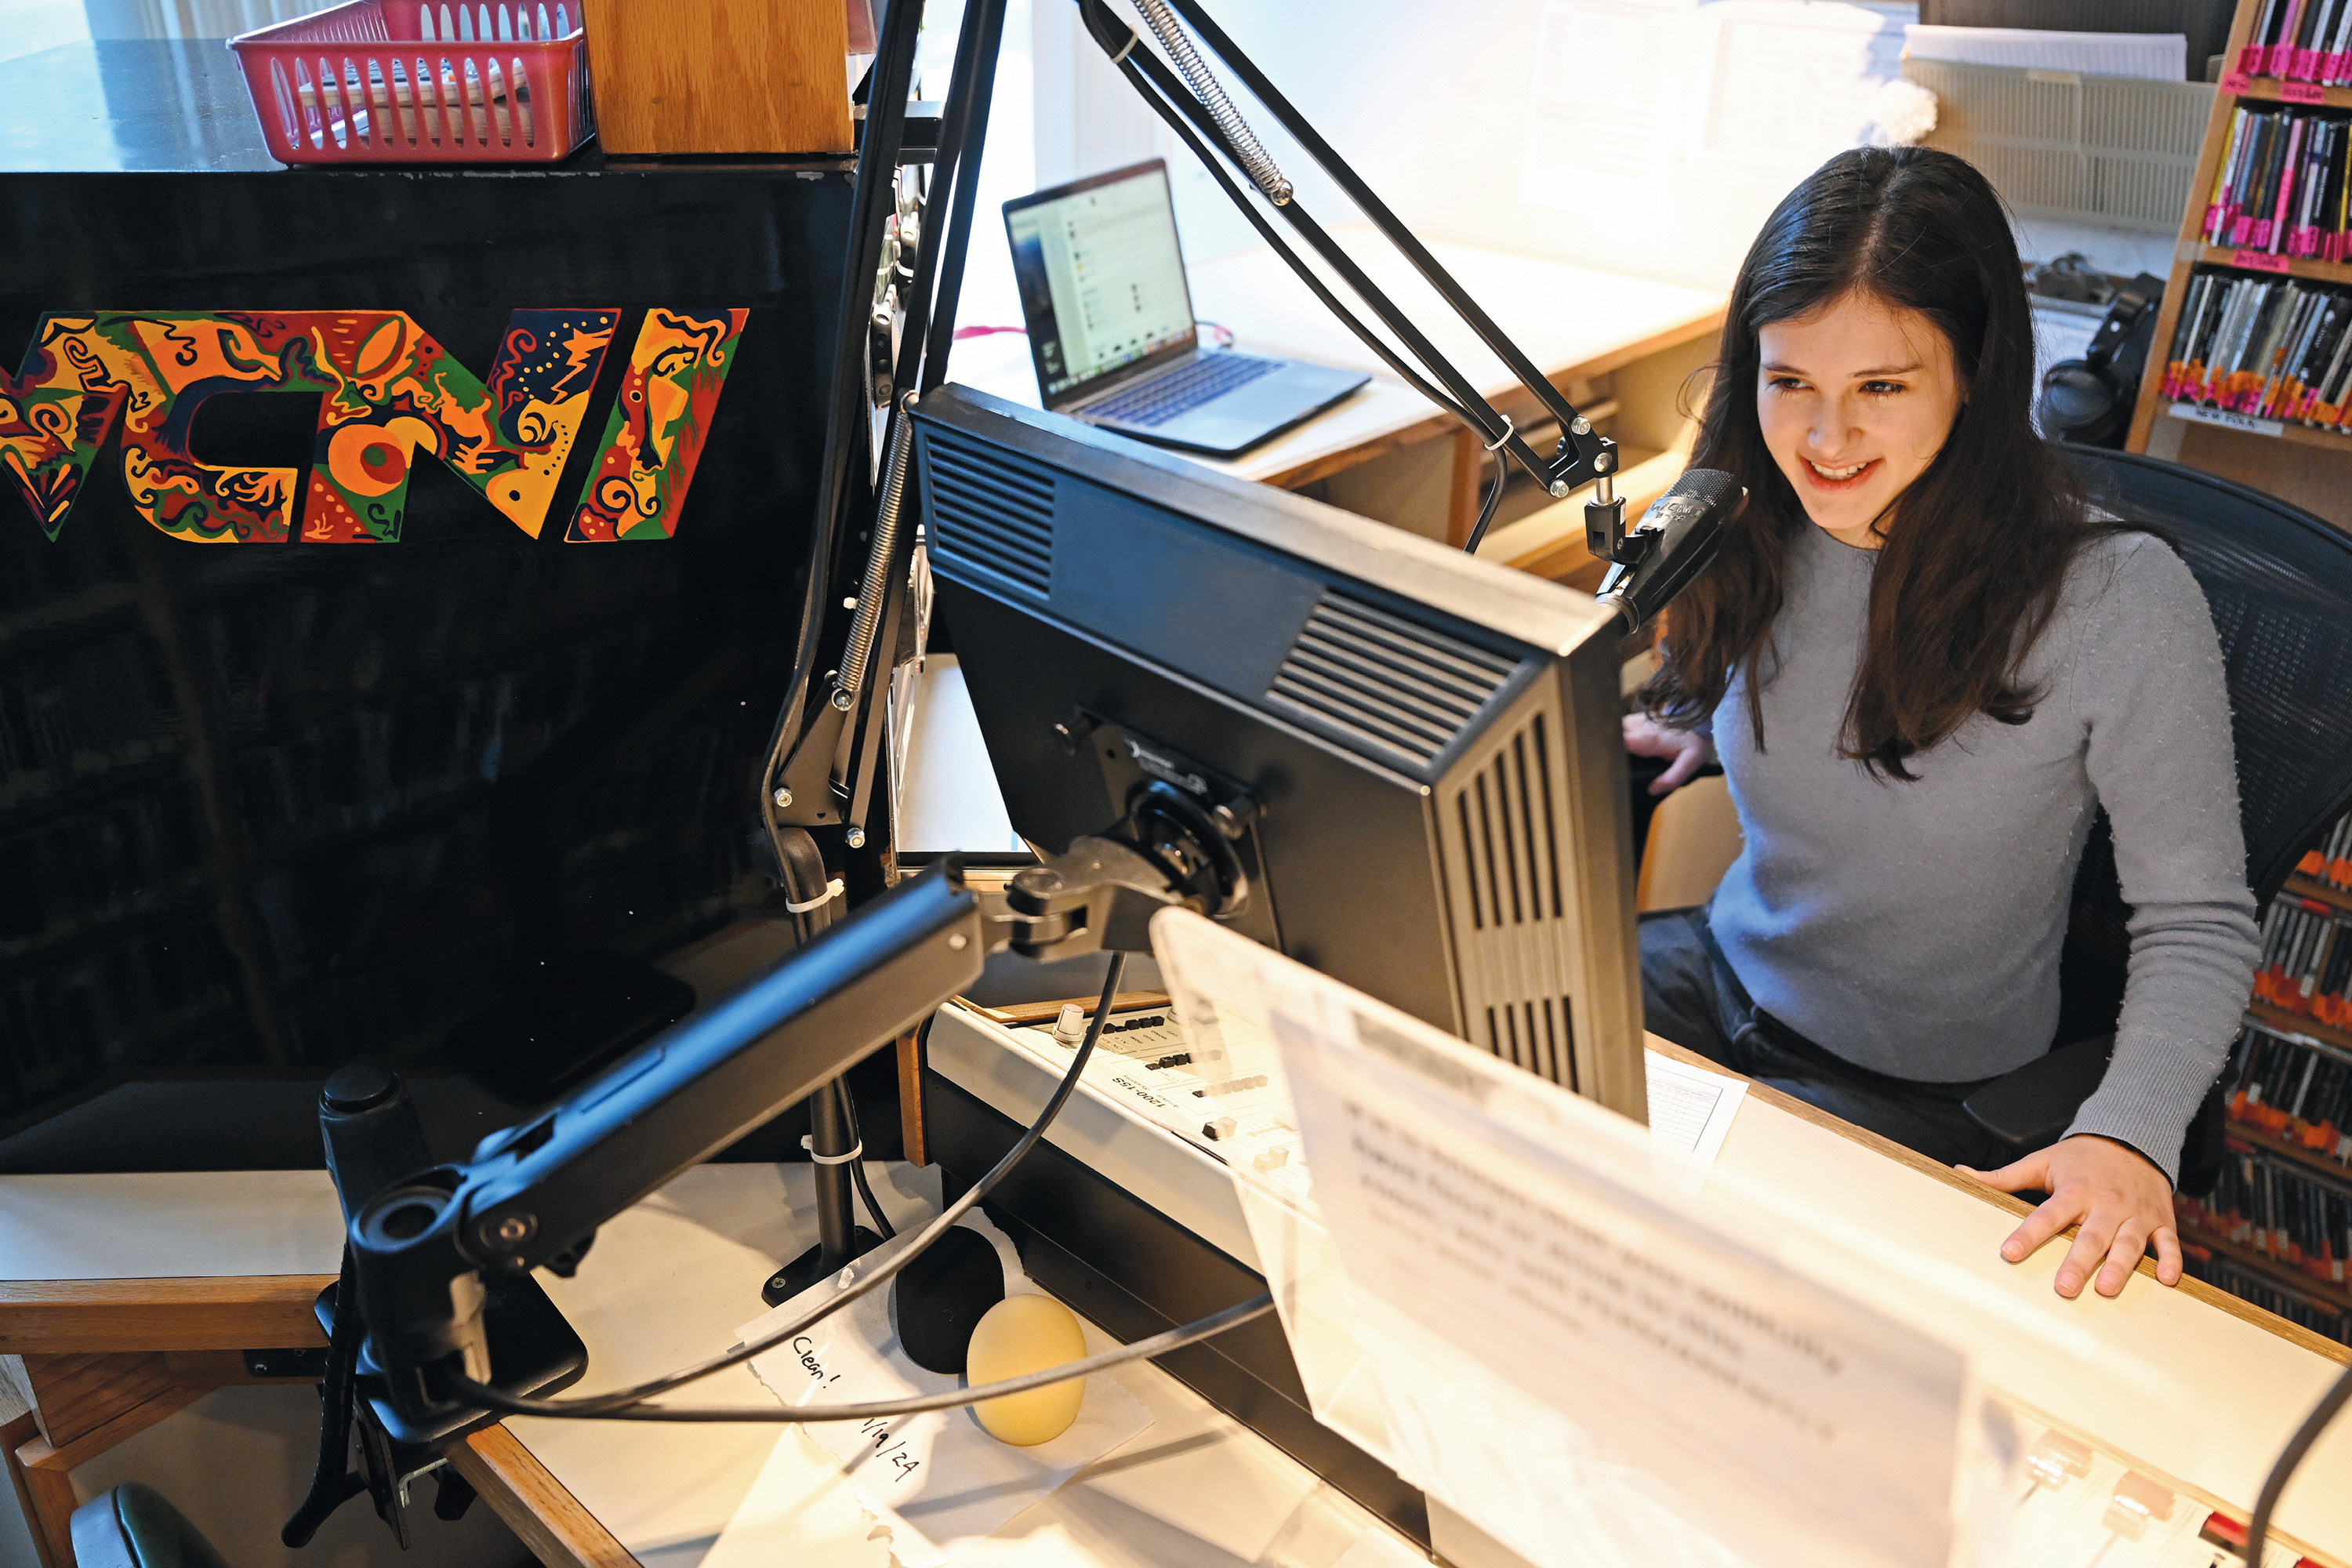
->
[1623,713,1715,795]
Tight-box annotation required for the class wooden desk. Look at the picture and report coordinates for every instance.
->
[953,225,1726,572]
[0,1164,1416,1568]
[0,1172,343,1568]
[8,1037,2347,1568]
[927,1000,2352,1568]
[1648,1036,2352,1566]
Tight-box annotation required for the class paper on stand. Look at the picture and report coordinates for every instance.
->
[1294,1010,1976,1568]
[731,1213,1152,1565]
[700,1424,891,1568]
[1153,907,1987,1568]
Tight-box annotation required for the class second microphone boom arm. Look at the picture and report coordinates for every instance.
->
[1072,0,1618,510]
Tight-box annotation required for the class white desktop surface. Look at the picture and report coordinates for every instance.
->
[0,1163,1410,1568]
[893,655,1023,858]
[510,1165,1395,1568]
[1703,1076,2352,1561]
[5,1093,2350,1564]
[951,225,1725,488]
[0,1169,343,1279]
[1184,230,1724,393]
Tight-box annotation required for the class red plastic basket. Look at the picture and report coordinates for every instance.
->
[228,0,593,165]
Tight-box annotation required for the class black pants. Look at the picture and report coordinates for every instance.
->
[1639,906,2018,1171]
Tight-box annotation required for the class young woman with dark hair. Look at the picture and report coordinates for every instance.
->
[1627,146,2259,1302]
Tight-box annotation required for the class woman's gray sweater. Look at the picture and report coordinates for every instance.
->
[1704,524,2261,1182]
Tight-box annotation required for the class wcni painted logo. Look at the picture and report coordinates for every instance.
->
[0,307,749,544]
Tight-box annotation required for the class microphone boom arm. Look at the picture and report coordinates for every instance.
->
[1066,0,1622,514]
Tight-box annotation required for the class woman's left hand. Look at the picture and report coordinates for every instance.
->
[1955,1135,2182,1299]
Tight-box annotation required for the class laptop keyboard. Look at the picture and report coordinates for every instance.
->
[1085,353,1282,427]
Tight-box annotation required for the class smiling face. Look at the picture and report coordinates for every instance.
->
[1755,290,1965,549]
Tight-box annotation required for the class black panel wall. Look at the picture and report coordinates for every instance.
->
[0,114,856,1167]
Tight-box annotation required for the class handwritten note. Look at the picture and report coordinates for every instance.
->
[732,1214,1152,1565]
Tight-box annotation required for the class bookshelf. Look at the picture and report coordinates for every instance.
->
[2288,873,2352,914]
[2205,818,2352,1345]
[2189,244,2352,286]
[2247,997,2352,1062]
[2227,1103,2352,1185]
[2180,1224,2352,1316]
[2122,0,2352,529]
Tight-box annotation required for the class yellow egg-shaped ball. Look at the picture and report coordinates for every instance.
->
[964,1294,1087,1446]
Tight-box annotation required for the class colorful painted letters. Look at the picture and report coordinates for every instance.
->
[0,307,748,543]
[566,307,750,543]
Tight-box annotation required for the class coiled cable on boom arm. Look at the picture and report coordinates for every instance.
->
[1130,0,1292,205]
[832,392,918,711]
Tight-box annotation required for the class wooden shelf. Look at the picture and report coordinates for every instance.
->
[2248,997,2352,1057]
[2286,873,2352,914]
[2161,401,2352,450]
[2228,74,2352,110]
[2227,1113,2352,1189]
[2192,244,2352,288]
[2180,1218,2352,1316]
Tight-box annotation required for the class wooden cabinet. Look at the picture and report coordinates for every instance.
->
[579,0,855,154]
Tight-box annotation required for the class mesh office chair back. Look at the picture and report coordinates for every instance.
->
[2047,448,2352,1189]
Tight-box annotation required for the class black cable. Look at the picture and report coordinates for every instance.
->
[437,954,1131,1418]
[2244,1358,2352,1568]
[836,1080,897,1240]
[441,1290,1274,1424]
[281,1247,368,1548]
[1461,441,1507,556]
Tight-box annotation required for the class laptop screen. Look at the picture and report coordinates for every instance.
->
[1004,160,1197,403]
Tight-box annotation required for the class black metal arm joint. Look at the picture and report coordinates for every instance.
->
[343,866,990,1427]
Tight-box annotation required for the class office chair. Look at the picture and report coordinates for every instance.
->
[70,1484,230,1568]
[1961,448,2352,1195]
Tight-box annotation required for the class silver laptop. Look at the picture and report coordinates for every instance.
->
[1003,159,1368,457]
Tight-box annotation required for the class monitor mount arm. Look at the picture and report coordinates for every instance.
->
[1005,779,1258,963]
[339,824,1226,1432]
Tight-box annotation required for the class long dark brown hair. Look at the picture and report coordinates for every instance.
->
[1643,146,2100,779]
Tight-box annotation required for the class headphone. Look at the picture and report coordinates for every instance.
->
[2036,270,2166,449]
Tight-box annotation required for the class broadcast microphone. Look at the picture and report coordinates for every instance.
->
[1593,469,1746,633]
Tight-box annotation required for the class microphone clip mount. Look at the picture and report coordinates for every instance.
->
[1584,471,1640,567]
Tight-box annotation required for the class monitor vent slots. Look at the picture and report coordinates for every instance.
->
[1265,591,1515,768]
[1447,713,1578,1091]
[922,430,1055,600]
